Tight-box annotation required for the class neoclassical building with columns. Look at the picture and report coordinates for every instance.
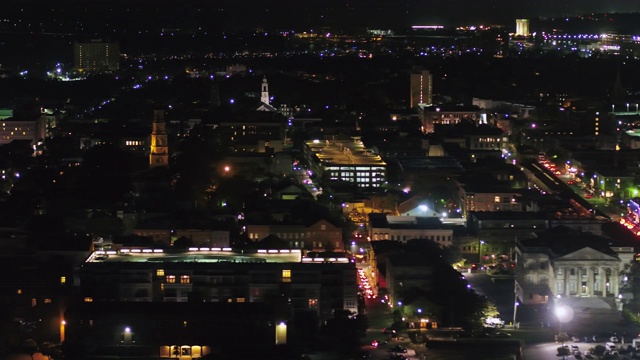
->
[515,227,635,305]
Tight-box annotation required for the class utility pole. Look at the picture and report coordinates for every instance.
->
[513,280,519,329]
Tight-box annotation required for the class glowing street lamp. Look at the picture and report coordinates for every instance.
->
[478,240,485,263]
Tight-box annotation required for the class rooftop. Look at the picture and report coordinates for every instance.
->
[86,248,351,264]
[87,248,302,264]
[306,138,386,166]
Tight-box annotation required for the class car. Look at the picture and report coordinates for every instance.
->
[494,332,511,338]
[610,336,620,343]
[469,263,485,272]
[571,345,580,352]
[585,194,593,199]
[390,345,407,353]
[372,339,387,347]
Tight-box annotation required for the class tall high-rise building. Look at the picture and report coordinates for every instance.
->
[515,19,530,37]
[410,68,433,109]
[149,110,169,168]
[73,39,120,73]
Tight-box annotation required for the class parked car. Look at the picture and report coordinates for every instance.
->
[571,335,581,342]
[609,336,620,343]
[494,332,511,338]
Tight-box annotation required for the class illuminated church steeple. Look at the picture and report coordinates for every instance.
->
[260,77,270,105]
[149,110,169,168]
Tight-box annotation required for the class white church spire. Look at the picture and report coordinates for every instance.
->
[261,77,270,105]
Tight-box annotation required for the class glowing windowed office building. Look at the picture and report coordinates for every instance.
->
[303,136,387,188]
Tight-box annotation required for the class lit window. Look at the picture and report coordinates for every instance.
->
[44,298,52,304]
[167,275,176,283]
[237,297,245,303]
[84,297,93,302]
[494,196,500,203]
[180,275,190,284]
[31,298,36,307]
[308,298,318,309]
[183,321,188,328]
[282,269,291,282]
[157,269,165,277]
[227,298,233,303]
[60,276,66,284]
[160,283,165,291]
[16,289,21,295]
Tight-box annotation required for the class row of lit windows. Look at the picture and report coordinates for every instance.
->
[1,124,30,130]
[125,140,144,146]
[371,233,451,241]
[1,132,28,136]
[15,292,55,307]
[165,275,191,284]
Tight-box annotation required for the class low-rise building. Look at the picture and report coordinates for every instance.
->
[368,214,453,247]
[421,105,482,133]
[246,219,343,251]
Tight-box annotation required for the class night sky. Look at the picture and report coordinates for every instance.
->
[7,0,640,28]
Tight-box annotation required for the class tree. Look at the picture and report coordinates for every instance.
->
[556,331,570,346]
[480,301,500,325]
[591,345,606,357]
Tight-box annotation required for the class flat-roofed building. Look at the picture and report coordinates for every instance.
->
[410,68,433,108]
[80,248,358,323]
[0,115,46,145]
[368,214,453,247]
[460,185,523,216]
[74,39,120,72]
[304,136,386,188]
[422,105,482,133]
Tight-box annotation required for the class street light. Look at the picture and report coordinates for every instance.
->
[513,301,519,329]
[513,281,520,329]
[478,240,485,263]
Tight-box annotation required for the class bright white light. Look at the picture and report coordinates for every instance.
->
[555,305,573,323]
[124,327,131,333]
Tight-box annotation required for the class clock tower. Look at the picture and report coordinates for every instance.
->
[149,110,169,168]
